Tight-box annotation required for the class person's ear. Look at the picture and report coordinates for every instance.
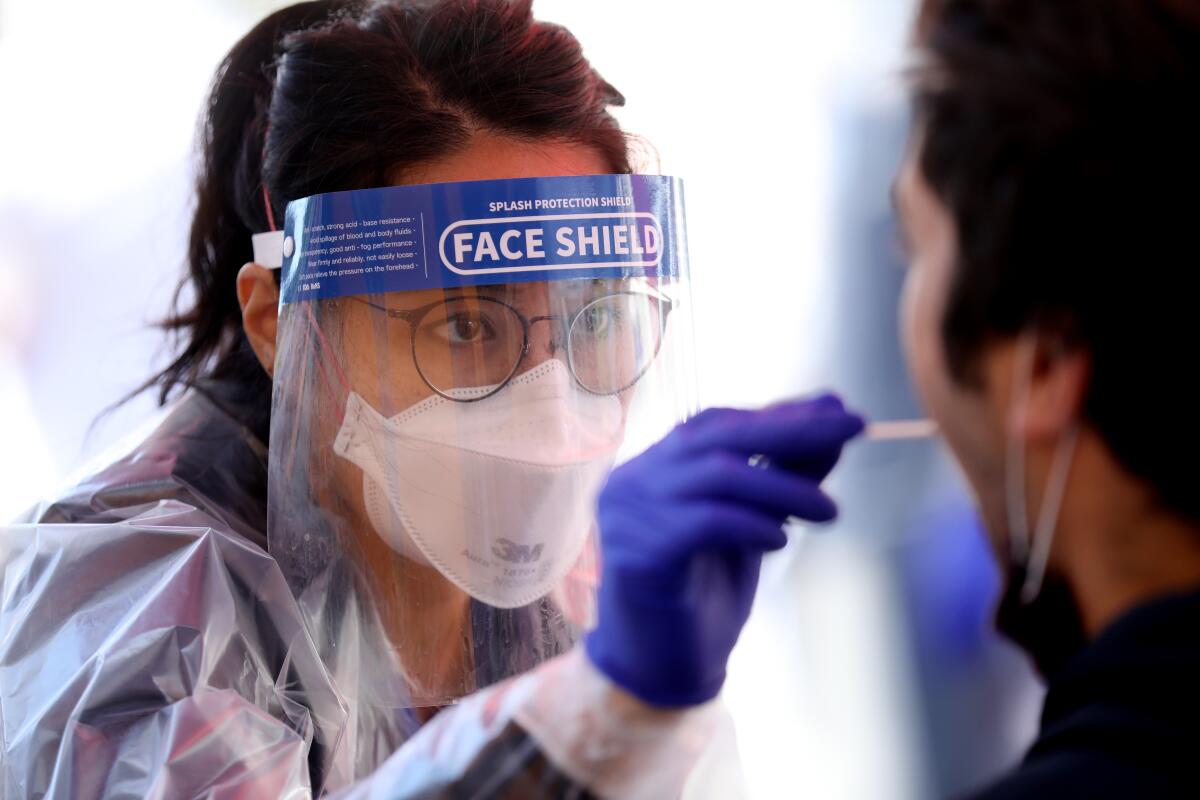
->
[1017,333,1090,444]
[987,332,1090,445]
[237,263,279,376]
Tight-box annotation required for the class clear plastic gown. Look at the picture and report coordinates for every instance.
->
[0,385,717,798]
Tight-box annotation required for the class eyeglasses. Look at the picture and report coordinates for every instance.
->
[351,287,674,401]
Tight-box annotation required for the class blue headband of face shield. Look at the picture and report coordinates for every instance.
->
[250,174,686,303]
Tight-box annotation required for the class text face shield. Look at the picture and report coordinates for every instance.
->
[268,175,697,717]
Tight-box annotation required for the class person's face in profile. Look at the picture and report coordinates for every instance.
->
[895,143,1013,557]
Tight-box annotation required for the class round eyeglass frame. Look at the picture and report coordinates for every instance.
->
[349,289,674,402]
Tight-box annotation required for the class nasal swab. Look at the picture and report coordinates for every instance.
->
[750,418,938,471]
[864,419,939,441]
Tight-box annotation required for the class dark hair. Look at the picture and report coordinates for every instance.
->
[912,0,1200,520]
[145,0,629,420]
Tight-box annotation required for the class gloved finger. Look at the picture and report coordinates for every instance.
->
[683,406,865,461]
[742,398,855,481]
[700,392,845,422]
[760,440,848,483]
[766,397,852,481]
[676,454,842,521]
[767,392,845,414]
[659,502,795,560]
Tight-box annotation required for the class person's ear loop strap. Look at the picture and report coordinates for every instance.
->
[1006,332,1080,603]
[304,304,352,407]
[1023,422,1079,602]
[263,174,354,413]
[260,146,352,405]
[1007,337,1036,565]
[263,184,278,233]
[252,131,286,268]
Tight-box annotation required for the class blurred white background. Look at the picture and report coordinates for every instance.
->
[0,1,1042,797]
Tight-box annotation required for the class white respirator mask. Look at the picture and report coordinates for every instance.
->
[333,358,624,609]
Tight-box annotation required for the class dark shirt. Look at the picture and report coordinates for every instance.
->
[970,589,1200,799]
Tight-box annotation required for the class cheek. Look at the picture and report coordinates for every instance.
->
[901,265,1008,545]
[341,315,436,414]
[900,264,949,417]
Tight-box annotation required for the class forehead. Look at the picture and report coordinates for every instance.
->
[399,133,612,185]
[361,278,632,312]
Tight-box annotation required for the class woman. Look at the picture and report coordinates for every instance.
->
[1,1,861,796]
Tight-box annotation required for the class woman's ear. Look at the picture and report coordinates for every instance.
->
[237,263,280,376]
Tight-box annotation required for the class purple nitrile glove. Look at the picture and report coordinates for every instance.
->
[585,394,864,707]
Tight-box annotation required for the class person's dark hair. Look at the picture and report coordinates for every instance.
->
[912,0,1200,520]
[144,0,629,425]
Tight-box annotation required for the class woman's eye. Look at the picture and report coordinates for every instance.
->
[582,305,614,335]
[441,312,493,344]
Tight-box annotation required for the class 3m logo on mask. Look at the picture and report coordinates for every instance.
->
[439,212,663,277]
[492,538,546,564]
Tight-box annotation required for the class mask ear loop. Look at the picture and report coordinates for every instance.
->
[263,184,278,233]
[1021,422,1079,602]
[304,303,352,408]
[1006,331,1081,603]
[1006,334,1037,565]
[262,183,351,419]
[261,116,278,233]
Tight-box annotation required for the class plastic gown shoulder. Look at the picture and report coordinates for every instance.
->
[0,385,712,798]
[1,386,344,797]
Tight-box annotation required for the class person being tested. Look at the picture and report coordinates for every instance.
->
[588,0,1200,796]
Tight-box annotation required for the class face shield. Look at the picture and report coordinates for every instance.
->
[264,175,696,722]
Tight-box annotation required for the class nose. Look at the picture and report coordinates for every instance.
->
[525,315,568,366]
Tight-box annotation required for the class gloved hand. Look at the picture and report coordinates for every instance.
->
[585,394,865,707]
